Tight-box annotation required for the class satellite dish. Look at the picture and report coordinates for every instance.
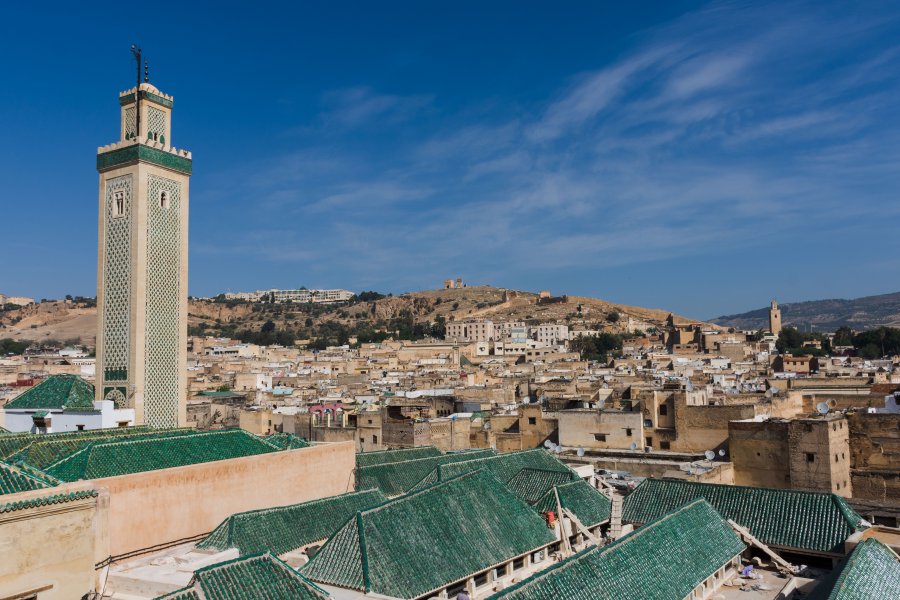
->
[718,449,726,457]
[816,402,830,415]
[577,447,585,457]
[629,442,638,451]
[704,450,716,461]
[544,440,553,449]
[553,446,562,454]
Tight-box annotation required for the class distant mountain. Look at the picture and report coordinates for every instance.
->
[711,291,900,332]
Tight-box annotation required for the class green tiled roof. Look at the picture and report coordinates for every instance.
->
[8,428,195,470]
[5,375,96,410]
[158,552,328,600]
[303,470,557,599]
[355,449,496,496]
[506,468,578,504]
[0,489,98,513]
[436,449,575,486]
[355,446,442,468]
[488,500,746,600]
[0,425,158,460]
[263,433,311,450]
[810,538,900,600]
[198,489,387,557]
[0,460,51,496]
[46,429,281,481]
[534,479,612,528]
[623,479,865,554]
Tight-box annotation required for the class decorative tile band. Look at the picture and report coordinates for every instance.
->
[97,144,192,175]
[119,90,174,109]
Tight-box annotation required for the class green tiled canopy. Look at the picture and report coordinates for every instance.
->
[0,460,51,496]
[355,446,442,468]
[489,500,746,600]
[623,478,865,554]
[533,479,612,528]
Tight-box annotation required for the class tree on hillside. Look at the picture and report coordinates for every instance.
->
[607,312,620,323]
[833,326,854,347]
[0,339,27,355]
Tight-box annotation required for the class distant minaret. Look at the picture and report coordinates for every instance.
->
[769,299,782,335]
[95,50,191,427]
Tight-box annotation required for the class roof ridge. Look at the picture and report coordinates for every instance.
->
[360,468,492,517]
[216,488,382,522]
[648,477,853,499]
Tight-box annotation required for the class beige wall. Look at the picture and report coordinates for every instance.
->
[95,441,355,557]
[730,420,791,488]
[0,483,106,600]
[848,413,900,502]
[788,417,852,497]
[558,410,644,450]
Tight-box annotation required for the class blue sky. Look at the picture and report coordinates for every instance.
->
[1,1,899,319]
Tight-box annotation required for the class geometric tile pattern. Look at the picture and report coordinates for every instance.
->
[144,174,181,428]
[124,106,137,140]
[148,106,166,143]
[102,175,133,399]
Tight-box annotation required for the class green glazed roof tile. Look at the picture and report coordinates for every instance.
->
[355,449,496,496]
[303,469,557,599]
[355,446,442,468]
[489,499,746,600]
[0,489,98,513]
[198,489,388,557]
[506,468,577,504]
[623,479,865,554]
[263,433,311,450]
[810,538,900,600]
[5,375,96,410]
[533,479,612,528]
[0,426,158,460]
[0,460,52,496]
[46,429,280,481]
[157,552,329,599]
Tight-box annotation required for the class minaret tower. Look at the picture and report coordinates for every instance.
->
[95,50,191,427]
[769,299,782,336]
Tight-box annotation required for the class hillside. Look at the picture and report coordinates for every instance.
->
[711,291,900,332]
[0,286,711,348]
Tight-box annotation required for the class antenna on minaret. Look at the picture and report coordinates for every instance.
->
[131,45,142,140]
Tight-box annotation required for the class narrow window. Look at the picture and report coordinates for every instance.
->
[372,434,378,444]
[76,424,85,431]
[806,453,815,463]
[625,428,633,437]
[659,405,668,416]
[593,433,607,442]
[113,190,125,217]
[528,417,537,425]
[159,190,169,209]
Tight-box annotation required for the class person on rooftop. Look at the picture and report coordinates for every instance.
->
[456,591,470,600]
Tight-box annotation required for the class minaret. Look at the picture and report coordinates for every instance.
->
[95,66,191,428]
[769,299,782,336]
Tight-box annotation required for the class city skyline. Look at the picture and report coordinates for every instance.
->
[2,1,900,318]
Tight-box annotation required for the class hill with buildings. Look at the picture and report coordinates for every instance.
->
[711,291,900,332]
[0,286,712,349]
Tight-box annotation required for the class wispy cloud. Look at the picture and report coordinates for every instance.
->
[198,1,900,312]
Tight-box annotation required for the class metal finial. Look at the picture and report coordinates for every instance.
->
[144,60,149,83]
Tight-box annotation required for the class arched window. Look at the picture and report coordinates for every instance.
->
[160,190,169,209]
